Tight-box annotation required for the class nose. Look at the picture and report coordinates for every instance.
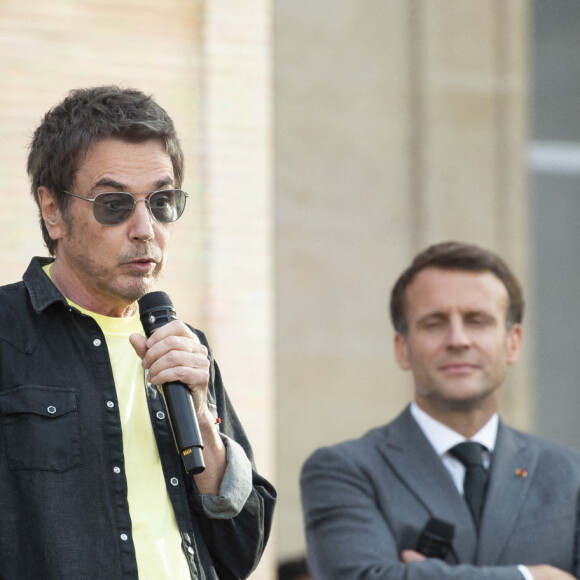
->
[128,198,155,240]
[447,319,471,349]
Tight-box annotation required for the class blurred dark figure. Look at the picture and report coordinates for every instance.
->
[278,556,314,580]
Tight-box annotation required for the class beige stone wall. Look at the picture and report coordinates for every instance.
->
[274,0,530,561]
[202,3,275,578]
[0,0,274,578]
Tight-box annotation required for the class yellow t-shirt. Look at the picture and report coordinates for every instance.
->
[43,265,190,579]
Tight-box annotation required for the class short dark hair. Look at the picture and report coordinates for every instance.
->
[390,241,524,335]
[27,85,185,255]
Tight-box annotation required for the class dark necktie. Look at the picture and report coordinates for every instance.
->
[449,441,489,528]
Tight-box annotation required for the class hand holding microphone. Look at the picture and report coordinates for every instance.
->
[130,291,210,475]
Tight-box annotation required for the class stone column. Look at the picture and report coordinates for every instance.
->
[274,0,529,560]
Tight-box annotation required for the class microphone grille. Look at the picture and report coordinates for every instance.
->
[138,291,174,313]
[424,517,455,540]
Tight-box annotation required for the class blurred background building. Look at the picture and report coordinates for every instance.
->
[0,1,578,578]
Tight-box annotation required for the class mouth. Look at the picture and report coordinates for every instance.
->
[126,257,158,273]
[439,362,479,375]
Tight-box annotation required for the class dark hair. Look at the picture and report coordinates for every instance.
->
[27,85,184,254]
[390,241,524,335]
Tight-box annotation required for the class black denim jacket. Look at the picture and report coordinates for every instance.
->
[0,257,276,580]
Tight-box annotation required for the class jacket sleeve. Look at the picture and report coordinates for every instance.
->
[300,445,525,580]
[188,331,277,580]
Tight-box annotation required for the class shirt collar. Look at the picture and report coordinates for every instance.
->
[23,257,66,313]
[410,401,498,457]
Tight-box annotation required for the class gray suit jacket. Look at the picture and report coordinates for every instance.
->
[300,406,580,579]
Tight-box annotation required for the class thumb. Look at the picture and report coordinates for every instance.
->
[129,333,148,360]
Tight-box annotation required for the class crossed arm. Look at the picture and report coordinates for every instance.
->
[300,446,579,580]
[401,549,576,580]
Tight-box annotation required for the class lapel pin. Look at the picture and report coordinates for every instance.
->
[515,468,528,478]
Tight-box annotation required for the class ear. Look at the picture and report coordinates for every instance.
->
[37,187,66,241]
[506,323,523,365]
[394,332,412,371]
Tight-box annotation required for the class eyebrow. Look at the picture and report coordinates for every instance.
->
[92,178,125,191]
[464,311,496,322]
[416,312,447,325]
[92,177,175,192]
[416,310,496,325]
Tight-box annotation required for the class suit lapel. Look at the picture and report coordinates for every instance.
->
[476,422,537,564]
[379,407,478,560]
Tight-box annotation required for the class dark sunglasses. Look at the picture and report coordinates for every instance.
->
[62,189,188,226]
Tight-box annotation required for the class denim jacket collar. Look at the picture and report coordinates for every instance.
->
[22,256,67,314]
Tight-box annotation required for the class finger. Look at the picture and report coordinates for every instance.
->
[400,550,426,564]
[145,319,199,348]
[148,360,210,416]
[147,351,210,387]
[141,335,208,372]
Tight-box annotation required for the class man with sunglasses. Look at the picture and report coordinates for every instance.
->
[0,86,276,579]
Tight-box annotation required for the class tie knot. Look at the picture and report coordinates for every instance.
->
[449,441,485,468]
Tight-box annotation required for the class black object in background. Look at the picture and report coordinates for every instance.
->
[138,291,205,475]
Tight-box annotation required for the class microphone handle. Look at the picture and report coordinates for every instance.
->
[163,381,205,475]
[416,517,457,562]
[416,535,451,559]
[139,296,205,475]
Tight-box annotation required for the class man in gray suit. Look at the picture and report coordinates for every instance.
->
[301,241,580,580]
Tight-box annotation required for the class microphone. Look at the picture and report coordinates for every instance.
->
[138,291,205,475]
[415,517,456,561]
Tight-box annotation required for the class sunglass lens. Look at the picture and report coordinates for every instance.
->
[150,190,186,223]
[93,193,135,225]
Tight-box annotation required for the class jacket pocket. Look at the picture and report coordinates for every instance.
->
[0,385,81,472]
